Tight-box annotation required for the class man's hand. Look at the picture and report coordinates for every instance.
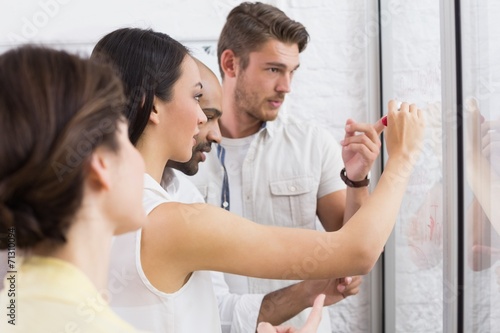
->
[302,276,362,307]
[255,276,361,329]
[257,294,326,333]
[340,118,385,181]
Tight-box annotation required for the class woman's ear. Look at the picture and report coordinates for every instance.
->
[87,150,112,191]
[220,49,238,78]
[149,97,161,125]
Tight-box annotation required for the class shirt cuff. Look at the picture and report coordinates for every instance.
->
[228,294,265,333]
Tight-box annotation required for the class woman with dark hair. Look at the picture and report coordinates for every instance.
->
[92,28,425,333]
[0,46,146,332]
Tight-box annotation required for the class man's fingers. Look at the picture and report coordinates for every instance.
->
[374,116,386,134]
[345,276,363,290]
[344,122,383,148]
[337,276,352,286]
[338,276,362,296]
[344,118,356,138]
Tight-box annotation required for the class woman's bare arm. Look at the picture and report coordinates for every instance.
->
[142,100,425,290]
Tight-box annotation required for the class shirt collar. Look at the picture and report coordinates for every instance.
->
[261,113,282,138]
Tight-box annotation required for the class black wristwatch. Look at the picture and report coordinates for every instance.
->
[340,167,370,188]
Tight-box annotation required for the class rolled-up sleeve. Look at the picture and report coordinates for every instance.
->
[211,272,265,333]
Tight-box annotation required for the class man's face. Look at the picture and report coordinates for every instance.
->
[234,39,300,122]
[166,68,223,176]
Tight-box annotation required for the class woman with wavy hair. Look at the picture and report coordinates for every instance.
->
[0,46,146,332]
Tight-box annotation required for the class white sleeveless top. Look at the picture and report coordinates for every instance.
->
[108,174,221,333]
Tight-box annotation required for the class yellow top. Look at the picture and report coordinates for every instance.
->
[0,256,144,332]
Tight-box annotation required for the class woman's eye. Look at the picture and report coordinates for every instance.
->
[195,93,203,102]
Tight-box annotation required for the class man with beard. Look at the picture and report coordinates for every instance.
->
[163,57,361,333]
[190,2,383,332]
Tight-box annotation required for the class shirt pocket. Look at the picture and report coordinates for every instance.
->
[269,177,316,228]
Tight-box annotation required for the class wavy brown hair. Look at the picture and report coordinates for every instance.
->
[0,46,125,249]
[217,1,309,79]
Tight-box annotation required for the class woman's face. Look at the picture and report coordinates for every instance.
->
[156,55,207,163]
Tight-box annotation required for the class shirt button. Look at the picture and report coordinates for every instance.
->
[222,201,229,208]
[289,186,296,192]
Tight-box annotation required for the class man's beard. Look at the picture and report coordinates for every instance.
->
[234,74,260,119]
[234,74,284,122]
[167,141,212,176]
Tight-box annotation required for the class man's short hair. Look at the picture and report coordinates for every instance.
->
[217,1,309,79]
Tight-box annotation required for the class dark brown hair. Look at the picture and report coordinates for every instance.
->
[0,46,125,249]
[217,1,309,79]
[91,28,190,145]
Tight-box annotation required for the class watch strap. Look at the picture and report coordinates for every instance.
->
[340,167,370,188]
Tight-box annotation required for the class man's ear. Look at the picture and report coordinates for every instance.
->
[149,96,161,125]
[87,150,112,191]
[220,49,238,78]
